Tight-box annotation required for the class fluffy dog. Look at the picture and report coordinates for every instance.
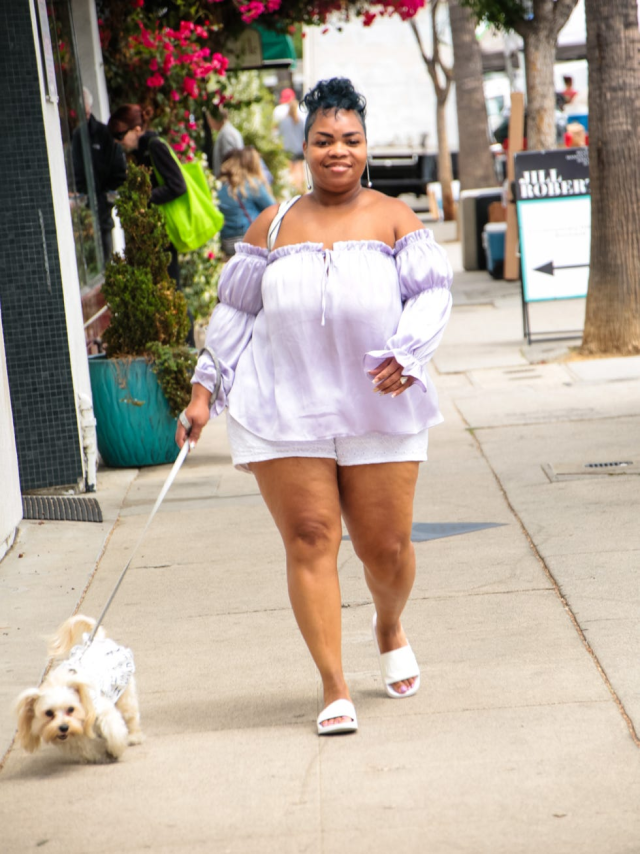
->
[15,615,143,763]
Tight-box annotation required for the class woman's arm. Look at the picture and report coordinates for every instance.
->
[176,245,268,446]
[364,227,453,397]
[148,138,187,205]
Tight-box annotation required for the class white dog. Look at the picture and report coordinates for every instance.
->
[15,615,143,763]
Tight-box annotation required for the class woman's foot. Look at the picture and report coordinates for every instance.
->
[317,698,358,735]
[318,681,355,730]
[372,613,420,698]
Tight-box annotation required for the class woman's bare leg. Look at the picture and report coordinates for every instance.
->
[250,457,352,726]
[338,462,420,694]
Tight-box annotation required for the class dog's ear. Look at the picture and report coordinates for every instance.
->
[69,680,96,739]
[14,689,42,753]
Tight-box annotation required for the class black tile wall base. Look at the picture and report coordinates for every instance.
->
[0,2,83,490]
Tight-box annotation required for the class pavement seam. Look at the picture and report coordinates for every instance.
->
[454,402,640,750]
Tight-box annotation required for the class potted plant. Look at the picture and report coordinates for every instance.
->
[88,162,196,467]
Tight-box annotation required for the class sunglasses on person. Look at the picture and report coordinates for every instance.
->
[112,129,128,141]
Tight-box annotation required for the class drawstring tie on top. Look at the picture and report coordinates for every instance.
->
[321,250,333,326]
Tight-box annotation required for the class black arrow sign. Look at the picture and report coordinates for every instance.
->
[534,261,590,276]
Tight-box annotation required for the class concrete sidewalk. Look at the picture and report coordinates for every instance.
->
[2,223,640,853]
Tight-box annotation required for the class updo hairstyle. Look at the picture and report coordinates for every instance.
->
[301,78,367,141]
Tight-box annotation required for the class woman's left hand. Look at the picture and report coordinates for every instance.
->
[368,357,414,398]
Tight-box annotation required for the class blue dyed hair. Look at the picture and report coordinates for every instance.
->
[301,78,367,141]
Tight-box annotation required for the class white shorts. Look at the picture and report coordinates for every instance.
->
[227,414,428,473]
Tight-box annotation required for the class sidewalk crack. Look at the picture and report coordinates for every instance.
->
[454,401,640,749]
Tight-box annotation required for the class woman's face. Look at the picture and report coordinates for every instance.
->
[120,126,143,152]
[303,109,367,192]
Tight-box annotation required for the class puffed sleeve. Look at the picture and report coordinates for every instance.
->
[363,229,453,392]
[192,243,267,416]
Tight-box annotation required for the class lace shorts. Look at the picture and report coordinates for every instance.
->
[227,414,428,473]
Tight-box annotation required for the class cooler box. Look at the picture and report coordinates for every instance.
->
[482,222,507,279]
[459,188,503,270]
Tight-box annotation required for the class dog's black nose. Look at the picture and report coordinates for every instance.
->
[59,724,69,733]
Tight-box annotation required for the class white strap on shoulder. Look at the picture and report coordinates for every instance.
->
[267,195,301,251]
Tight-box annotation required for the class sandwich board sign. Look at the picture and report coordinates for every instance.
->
[514,147,590,341]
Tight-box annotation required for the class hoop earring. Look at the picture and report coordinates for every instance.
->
[304,160,312,191]
[366,160,372,188]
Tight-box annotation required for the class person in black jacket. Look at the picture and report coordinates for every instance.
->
[72,88,127,263]
[108,104,187,282]
[108,103,194,344]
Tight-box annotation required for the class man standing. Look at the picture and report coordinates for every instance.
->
[204,107,244,177]
[72,88,127,264]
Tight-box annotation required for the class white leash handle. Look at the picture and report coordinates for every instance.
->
[86,440,192,645]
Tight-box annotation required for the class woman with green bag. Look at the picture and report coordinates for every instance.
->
[109,104,223,346]
[109,105,187,288]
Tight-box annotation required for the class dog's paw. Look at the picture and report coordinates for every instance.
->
[127,730,144,746]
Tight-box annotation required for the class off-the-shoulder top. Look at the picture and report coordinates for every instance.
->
[193,229,453,441]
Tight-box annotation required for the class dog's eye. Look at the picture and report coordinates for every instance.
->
[45,710,55,718]
[67,707,75,714]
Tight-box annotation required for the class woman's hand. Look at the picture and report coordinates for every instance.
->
[175,384,212,448]
[368,357,414,398]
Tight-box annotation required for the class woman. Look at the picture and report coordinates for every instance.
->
[217,148,275,257]
[108,104,194,344]
[177,78,452,735]
[276,89,306,192]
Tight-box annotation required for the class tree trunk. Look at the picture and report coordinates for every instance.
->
[581,0,640,355]
[410,8,455,220]
[437,100,455,219]
[521,25,557,150]
[448,0,496,190]
[511,0,579,152]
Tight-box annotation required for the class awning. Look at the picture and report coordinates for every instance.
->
[225,26,297,71]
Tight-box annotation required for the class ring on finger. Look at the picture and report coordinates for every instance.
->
[178,409,192,430]
[399,376,408,386]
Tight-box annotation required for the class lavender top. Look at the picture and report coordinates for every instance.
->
[193,228,453,441]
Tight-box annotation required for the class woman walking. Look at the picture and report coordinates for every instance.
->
[177,78,452,735]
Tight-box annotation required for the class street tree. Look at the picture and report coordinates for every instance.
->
[448,0,496,190]
[581,0,640,355]
[409,1,456,220]
[459,0,579,150]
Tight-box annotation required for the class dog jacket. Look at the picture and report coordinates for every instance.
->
[62,634,135,703]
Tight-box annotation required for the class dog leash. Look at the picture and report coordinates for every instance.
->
[83,347,221,649]
[85,439,193,646]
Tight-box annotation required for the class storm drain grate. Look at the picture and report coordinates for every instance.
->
[542,461,640,482]
[584,461,634,469]
[22,496,103,523]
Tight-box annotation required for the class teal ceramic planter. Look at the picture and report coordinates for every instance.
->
[89,356,179,467]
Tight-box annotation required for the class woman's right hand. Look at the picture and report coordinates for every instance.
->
[175,385,212,449]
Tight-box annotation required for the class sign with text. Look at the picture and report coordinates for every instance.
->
[514,148,590,302]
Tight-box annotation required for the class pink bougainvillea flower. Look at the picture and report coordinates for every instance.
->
[182,77,199,98]
[131,0,144,7]
[362,11,377,25]
[266,0,281,11]
[207,251,216,260]
[149,57,158,70]
[170,90,180,101]
[239,1,265,24]
[146,72,164,88]
[172,141,187,152]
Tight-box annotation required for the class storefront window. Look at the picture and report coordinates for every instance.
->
[45,0,104,288]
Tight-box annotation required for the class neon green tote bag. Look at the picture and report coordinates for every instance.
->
[152,142,224,253]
